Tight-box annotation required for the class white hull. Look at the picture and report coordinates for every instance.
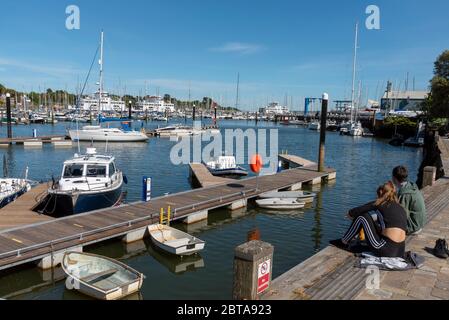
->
[256,198,305,210]
[148,224,205,256]
[69,129,148,142]
[61,252,144,300]
[259,191,316,203]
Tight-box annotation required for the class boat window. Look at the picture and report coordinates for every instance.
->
[86,165,107,177]
[63,164,84,178]
[109,163,116,177]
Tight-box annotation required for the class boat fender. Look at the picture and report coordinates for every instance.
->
[123,176,128,184]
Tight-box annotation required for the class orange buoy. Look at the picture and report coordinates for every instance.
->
[250,154,263,174]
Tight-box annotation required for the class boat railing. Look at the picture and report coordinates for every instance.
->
[0,188,257,261]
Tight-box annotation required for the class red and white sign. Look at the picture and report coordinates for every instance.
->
[257,260,271,294]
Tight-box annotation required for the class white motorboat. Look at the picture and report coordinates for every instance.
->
[259,191,316,203]
[308,122,321,131]
[69,125,148,142]
[205,156,248,178]
[148,224,205,256]
[35,147,124,217]
[0,178,32,209]
[256,198,306,210]
[61,251,144,300]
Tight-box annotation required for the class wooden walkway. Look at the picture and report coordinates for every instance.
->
[0,184,52,231]
[0,164,336,271]
[189,163,235,188]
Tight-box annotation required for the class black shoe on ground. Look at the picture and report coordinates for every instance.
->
[433,239,449,259]
[329,239,349,251]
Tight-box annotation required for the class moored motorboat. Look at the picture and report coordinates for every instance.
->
[148,224,205,256]
[256,198,306,210]
[61,251,144,300]
[205,156,248,178]
[259,191,316,203]
[0,178,32,209]
[35,147,124,217]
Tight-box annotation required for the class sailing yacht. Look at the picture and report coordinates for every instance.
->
[69,31,148,143]
[35,147,124,217]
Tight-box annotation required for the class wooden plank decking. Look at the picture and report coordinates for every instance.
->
[0,164,336,271]
[0,184,53,231]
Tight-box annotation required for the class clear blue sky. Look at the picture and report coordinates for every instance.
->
[1,0,448,110]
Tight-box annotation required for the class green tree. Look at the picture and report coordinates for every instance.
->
[427,50,449,118]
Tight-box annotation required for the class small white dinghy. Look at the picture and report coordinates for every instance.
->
[256,198,306,210]
[259,191,316,203]
[61,252,144,300]
[148,224,205,256]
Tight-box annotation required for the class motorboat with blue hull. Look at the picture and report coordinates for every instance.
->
[0,178,32,209]
[205,156,248,178]
[35,148,124,217]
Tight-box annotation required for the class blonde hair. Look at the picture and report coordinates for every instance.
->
[375,181,399,207]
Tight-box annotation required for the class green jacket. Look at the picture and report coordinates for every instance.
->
[398,181,426,234]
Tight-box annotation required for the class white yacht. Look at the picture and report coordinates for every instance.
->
[36,148,124,217]
[69,125,148,142]
[349,121,364,136]
[308,122,321,131]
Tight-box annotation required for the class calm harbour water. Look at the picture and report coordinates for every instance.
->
[0,120,422,300]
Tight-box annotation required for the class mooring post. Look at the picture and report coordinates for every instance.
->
[232,240,274,300]
[128,100,132,119]
[423,166,437,187]
[193,105,196,121]
[6,93,12,139]
[214,107,217,127]
[318,93,328,172]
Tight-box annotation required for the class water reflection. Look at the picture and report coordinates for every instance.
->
[147,243,205,275]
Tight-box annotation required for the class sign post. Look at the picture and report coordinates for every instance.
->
[142,176,151,202]
[232,240,274,300]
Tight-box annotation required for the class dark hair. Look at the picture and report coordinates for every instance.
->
[392,166,408,183]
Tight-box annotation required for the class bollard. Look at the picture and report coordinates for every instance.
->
[193,106,196,121]
[233,240,274,300]
[318,93,328,172]
[423,166,437,187]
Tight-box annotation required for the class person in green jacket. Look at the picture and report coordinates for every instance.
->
[392,166,427,235]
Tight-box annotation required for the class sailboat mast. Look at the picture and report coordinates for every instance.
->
[350,23,358,123]
[235,72,240,110]
[99,31,104,113]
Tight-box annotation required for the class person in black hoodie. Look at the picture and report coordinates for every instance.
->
[331,182,408,258]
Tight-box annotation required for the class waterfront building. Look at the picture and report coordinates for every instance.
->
[381,90,428,112]
[75,91,126,112]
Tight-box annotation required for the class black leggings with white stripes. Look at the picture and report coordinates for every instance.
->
[342,212,405,258]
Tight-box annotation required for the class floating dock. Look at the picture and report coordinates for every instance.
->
[0,135,70,147]
[0,154,335,271]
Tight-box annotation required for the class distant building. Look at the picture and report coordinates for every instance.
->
[381,90,428,111]
[136,96,175,113]
[260,102,289,115]
[76,91,126,112]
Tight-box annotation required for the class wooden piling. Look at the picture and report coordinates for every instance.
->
[318,93,328,172]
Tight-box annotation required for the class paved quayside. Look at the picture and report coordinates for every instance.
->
[262,137,449,300]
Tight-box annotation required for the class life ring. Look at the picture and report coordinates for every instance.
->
[250,154,263,174]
